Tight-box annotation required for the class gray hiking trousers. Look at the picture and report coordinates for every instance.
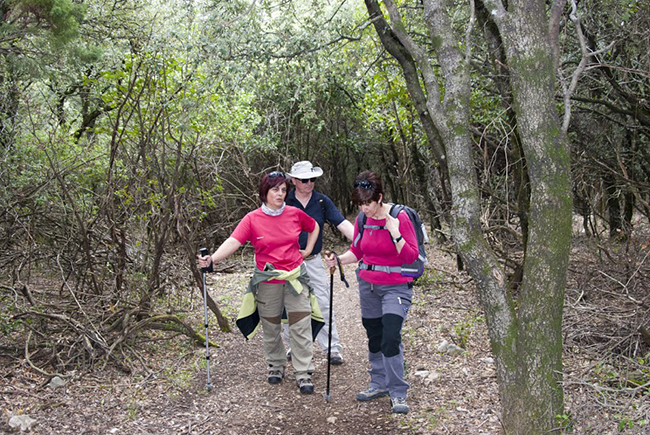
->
[357,276,412,399]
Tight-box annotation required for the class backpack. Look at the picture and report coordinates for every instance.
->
[353,203,429,278]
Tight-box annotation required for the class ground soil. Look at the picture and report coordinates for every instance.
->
[1,230,649,434]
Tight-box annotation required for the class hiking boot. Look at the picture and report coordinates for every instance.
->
[297,377,314,394]
[356,387,389,401]
[329,352,344,365]
[391,396,409,414]
[267,367,284,384]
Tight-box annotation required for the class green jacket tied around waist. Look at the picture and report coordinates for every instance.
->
[235,263,325,340]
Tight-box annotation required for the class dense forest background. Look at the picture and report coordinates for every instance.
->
[1,0,649,433]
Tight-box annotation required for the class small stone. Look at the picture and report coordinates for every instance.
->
[425,372,441,385]
[48,376,66,389]
[326,416,337,424]
[8,415,37,431]
[446,344,466,355]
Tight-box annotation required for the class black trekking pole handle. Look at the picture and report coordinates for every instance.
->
[200,248,214,273]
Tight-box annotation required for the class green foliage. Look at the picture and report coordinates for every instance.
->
[615,413,648,431]
[215,293,238,318]
[398,404,447,432]
[555,412,574,433]
[162,360,196,390]
[620,0,640,24]
[126,401,139,420]
[0,289,22,336]
[0,311,22,336]
[414,268,444,287]
[5,0,85,45]
[200,0,373,205]
[361,65,414,140]
[470,80,506,126]
[591,356,650,430]
[451,312,483,349]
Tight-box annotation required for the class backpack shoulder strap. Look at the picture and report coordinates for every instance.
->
[317,192,326,217]
[317,193,328,229]
[353,211,367,247]
[389,203,403,218]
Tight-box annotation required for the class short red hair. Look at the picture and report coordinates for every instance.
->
[259,171,289,203]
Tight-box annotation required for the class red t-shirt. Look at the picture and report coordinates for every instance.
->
[231,206,316,272]
[349,210,418,285]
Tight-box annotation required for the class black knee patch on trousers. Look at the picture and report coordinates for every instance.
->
[362,317,383,354]
[381,314,404,358]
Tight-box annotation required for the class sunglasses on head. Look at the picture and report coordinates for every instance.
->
[297,178,317,183]
[268,171,286,179]
[353,180,373,190]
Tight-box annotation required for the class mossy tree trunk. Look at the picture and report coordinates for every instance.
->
[486,0,572,427]
[365,0,572,433]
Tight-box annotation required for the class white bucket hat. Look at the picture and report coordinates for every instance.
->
[287,161,323,179]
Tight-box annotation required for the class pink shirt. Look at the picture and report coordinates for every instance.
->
[231,206,316,272]
[349,211,418,285]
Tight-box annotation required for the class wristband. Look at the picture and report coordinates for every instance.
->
[392,235,403,244]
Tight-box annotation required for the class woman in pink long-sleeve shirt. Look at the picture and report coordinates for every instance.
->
[326,171,417,415]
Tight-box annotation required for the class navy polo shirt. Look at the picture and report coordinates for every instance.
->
[286,189,345,256]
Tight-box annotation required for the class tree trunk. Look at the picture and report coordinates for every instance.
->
[486,0,572,431]
[0,61,20,149]
[364,0,452,210]
[604,174,623,238]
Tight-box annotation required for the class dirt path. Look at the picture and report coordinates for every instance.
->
[4,235,650,433]
[1,251,503,434]
[194,263,405,435]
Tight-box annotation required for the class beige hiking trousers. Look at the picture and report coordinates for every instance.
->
[256,281,313,381]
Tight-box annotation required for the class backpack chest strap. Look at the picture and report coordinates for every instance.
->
[353,223,387,247]
[363,224,385,230]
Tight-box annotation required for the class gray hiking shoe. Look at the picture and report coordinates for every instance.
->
[329,352,344,365]
[356,387,389,401]
[297,377,314,394]
[391,396,409,414]
[267,367,284,384]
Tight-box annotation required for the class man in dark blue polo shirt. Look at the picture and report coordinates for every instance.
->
[285,161,354,364]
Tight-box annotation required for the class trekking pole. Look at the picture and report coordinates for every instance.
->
[324,250,335,402]
[199,248,213,391]
[323,251,349,402]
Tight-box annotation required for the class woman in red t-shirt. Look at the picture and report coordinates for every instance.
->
[326,171,417,414]
[198,171,320,394]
